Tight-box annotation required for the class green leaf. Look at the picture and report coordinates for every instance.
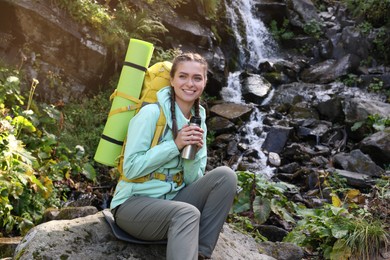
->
[330,239,351,260]
[331,224,349,239]
[233,192,250,213]
[253,196,271,224]
[82,163,96,182]
[351,121,364,131]
[27,173,45,191]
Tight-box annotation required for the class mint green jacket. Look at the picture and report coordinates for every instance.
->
[110,87,207,209]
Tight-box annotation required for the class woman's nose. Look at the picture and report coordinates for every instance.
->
[186,78,194,86]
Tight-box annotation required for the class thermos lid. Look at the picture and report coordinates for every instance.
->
[190,116,201,125]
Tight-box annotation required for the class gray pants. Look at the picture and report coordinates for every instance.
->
[114,166,237,260]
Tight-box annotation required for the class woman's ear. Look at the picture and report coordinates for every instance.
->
[170,78,174,87]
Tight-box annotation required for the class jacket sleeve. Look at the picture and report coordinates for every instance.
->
[182,113,207,185]
[122,104,180,180]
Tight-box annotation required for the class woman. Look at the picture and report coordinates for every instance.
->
[110,52,237,260]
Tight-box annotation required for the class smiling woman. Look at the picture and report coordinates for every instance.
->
[110,52,237,260]
[170,60,206,119]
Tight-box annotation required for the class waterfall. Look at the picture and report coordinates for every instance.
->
[221,0,278,178]
[224,0,278,68]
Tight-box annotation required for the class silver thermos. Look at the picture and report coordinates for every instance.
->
[181,116,202,160]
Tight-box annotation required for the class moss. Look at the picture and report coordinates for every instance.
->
[60,254,69,260]
[84,230,92,242]
[32,250,41,259]
[13,247,26,260]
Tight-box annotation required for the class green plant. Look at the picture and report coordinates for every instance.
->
[60,90,112,157]
[372,27,390,64]
[358,21,373,35]
[206,130,215,146]
[0,71,56,236]
[342,0,390,27]
[0,67,97,236]
[368,78,384,92]
[233,171,297,225]
[351,114,390,132]
[303,20,323,39]
[150,47,181,65]
[341,73,361,87]
[284,204,389,259]
[346,219,389,259]
[199,0,221,20]
[269,19,294,42]
[54,0,169,50]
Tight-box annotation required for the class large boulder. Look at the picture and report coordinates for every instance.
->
[14,210,276,260]
[0,0,113,103]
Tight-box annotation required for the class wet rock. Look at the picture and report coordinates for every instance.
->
[288,0,321,25]
[279,162,300,174]
[268,152,281,167]
[289,101,320,120]
[227,140,240,155]
[359,127,390,168]
[300,54,360,84]
[259,59,301,84]
[253,1,289,25]
[295,119,332,142]
[207,116,236,134]
[343,98,390,124]
[210,103,253,121]
[212,133,235,149]
[316,96,345,122]
[333,149,385,177]
[262,126,293,153]
[310,155,329,167]
[242,73,272,104]
[338,26,370,60]
[271,82,331,107]
[333,169,375,188]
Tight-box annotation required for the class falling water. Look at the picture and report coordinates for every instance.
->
[221,0,279,178]
[224,0,278,68]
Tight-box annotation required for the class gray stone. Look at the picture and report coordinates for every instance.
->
[334,169,375,188]
[333,149,385,177]
[262,126,293,154]
[14,211,276,260]
[210,103,253,121]
[360,128,390,167]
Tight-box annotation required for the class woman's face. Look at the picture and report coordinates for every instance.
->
[170,61,206,107]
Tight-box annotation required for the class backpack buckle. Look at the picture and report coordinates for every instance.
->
[165,174,173,182]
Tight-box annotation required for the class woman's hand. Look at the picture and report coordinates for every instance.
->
[174,124,204,151]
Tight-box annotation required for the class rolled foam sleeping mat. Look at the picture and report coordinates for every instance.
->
[94,39,154,166]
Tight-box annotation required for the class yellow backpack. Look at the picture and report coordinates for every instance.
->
[115,61,172,181]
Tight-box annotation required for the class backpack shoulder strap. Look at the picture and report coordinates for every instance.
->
[117,104,166,181]
[151,104,166,148]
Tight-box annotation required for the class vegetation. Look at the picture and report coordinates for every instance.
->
[269,19,294,42]
[341,0,390,27]
[1,1,390,259]
[0,67,99,236]
[341,0,390,64]
[351,114,390,133]
[231,171,389,260]
[303,20,323,40]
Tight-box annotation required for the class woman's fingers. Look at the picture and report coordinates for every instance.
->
[174,124,203,150]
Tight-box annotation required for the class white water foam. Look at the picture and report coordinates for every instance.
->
[221,0,279,177]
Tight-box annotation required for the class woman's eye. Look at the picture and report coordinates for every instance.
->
[194,77,203,82]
